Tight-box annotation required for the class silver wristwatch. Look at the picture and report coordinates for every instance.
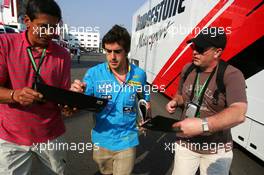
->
[202,118,209,132]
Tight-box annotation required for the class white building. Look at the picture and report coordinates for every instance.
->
[0,0,26,30]
[68,30,100,52]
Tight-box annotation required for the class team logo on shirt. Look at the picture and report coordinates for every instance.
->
[127,80,141,86]
[123,107,133,113]
[101,95,112,100]
[130,94,136,101]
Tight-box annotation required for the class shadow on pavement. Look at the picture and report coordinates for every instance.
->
[133,132,176,175]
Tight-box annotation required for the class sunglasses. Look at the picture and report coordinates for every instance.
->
[190,44,211,54]
[105,48,123,54]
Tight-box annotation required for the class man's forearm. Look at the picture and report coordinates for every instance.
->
[0,87,15,104]
[208,102,247,132]
[173,94,184,107]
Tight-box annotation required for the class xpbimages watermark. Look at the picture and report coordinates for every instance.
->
[164,141,232,154]
[97,82,166,95]
[32,141,99,154]
[33,24,100,37]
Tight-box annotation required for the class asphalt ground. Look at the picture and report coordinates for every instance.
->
[33,53,263,175]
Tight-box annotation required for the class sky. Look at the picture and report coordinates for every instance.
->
[56,0,146,38]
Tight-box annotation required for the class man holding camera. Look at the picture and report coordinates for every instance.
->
[166,27,247,175]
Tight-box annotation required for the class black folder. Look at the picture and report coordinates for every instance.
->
[36,82,108,112]
[141,115,181,132]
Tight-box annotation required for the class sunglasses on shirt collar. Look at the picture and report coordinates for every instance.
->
[105,48,123,54]
[190,43,212,54]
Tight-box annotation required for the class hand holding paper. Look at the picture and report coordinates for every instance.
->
[70,79,86,93]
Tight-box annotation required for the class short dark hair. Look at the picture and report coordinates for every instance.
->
[26,0,62,21]
[102,25,131,53]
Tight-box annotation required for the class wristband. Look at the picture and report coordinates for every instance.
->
[10,90,15,102]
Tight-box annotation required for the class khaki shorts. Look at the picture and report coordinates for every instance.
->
[0,136,67,175]
[172,142,233,175]
[93,146,136,175]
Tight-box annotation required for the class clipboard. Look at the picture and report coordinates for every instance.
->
[36,82,108,112]
[140,115,181,132]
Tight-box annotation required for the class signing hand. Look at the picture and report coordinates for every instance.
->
[70,79,86,93]
[12,87,43,106]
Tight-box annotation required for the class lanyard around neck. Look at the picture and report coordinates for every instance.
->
[195,73,210,99]
[191,67,216,105]
[27,47,46,76]
[113,71,127,84]
[110,64,129,84]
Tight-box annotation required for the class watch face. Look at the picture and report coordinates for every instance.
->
[203,124,209,132]
[202,118,209,132]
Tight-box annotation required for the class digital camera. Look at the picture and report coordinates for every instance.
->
[185,102,200,118]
